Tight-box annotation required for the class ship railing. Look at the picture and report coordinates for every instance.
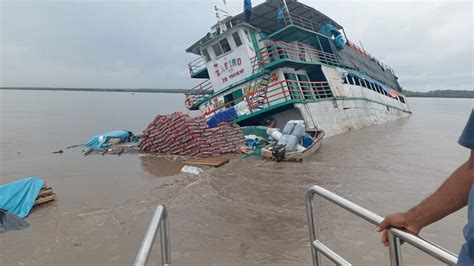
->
[188,56,207,75]
[201,79,332,117]
[284,12,317,32]
[134,205,171,266]
[259,41,339,67]
[185,79,214,104]
[306,185,458,266]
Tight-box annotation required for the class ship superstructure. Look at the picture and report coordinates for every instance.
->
[185,0,411,136]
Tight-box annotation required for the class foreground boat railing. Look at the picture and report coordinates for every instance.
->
[134,205,171,266]
[306,185,458,266]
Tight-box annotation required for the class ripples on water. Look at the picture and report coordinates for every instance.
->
[0,90,472,265]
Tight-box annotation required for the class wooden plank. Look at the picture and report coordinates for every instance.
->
[184,158,229,167]
[34,194,55,205]
[38,188,53,197]
[186,157,226,163]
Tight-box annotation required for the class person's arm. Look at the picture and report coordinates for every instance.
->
[376,150,474,246]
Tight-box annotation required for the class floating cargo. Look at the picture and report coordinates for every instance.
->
[139,112,245,157]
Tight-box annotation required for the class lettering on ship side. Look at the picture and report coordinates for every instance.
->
[214,57,245,84]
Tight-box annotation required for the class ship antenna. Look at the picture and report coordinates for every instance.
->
[223,0,229,14]
[214,4,229,22]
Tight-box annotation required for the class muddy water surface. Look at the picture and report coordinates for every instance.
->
[0,91,472,265]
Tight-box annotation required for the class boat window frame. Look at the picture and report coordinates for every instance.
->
[219,38,232,54]
[232,31,243,47]
[212,42,224,57]
[213,37,233,59]
[399,95,405,103]
[201,48,211,62]
[348,75,355,85]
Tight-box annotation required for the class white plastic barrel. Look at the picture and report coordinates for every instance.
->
[267,128,306,152]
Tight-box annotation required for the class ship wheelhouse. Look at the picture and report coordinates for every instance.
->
[185,0,411,135]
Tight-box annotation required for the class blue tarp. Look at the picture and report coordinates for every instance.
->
[207,108,237,128]
[85,130,131,149]
[244,0,252,21]
[319,23,339,38]
[335,34,346,50]
[0,177,45,219]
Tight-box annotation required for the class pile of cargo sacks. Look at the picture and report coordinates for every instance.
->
[138,112,245,157]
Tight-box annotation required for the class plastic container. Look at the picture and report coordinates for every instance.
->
[302,135,313,148]
[267,128,283,140]
[291,123,305,138]
[278,135,298,151]
[282,122,295,135]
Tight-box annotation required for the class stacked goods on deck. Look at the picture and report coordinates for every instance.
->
[139,112,245,157]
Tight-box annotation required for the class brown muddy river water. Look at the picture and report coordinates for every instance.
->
[0,90,472,265]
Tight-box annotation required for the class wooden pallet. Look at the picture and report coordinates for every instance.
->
[34,183,55,206]
[183,157,229,167]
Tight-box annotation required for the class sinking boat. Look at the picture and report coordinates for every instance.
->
[184,0,411,138]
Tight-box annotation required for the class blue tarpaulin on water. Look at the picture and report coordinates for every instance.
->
[0,177,45,219]
[85,130,131,149]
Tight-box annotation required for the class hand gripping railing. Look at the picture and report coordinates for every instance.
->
[306,186,458,266]
[134,205,171,266]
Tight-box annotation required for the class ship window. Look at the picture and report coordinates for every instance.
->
[376,84,382,93]
[348,75,354,85]
[369,83,375,91]
[212,43,224,57]
[232,32,242,47]
[342,76,347,84]
[355,77,361,86]
[202,49,211,62]
[219,38,232,53]
[362,80,368,88]
[399,96,405,103]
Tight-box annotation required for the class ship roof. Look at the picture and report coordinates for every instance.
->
[232,0,343,33]
[186,0,343,55]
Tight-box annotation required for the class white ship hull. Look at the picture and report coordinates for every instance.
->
[295,98,410,137]
[294,66,411,137]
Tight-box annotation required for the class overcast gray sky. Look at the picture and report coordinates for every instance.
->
[1,0,472,92]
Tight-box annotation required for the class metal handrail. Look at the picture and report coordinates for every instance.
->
[285,12,317,32]
[188,56,206,75]
[306,185,458,266]
[186,79,214,105]
[259,41,339,67]
[200,79,333,116]
[134,205,171,266]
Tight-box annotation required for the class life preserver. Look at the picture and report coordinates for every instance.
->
[184,96,194,109]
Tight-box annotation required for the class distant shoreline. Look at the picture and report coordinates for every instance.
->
[403,89,473,99]
[0,87,190,94]
[2,87,472,99]
[407,96,473,99]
